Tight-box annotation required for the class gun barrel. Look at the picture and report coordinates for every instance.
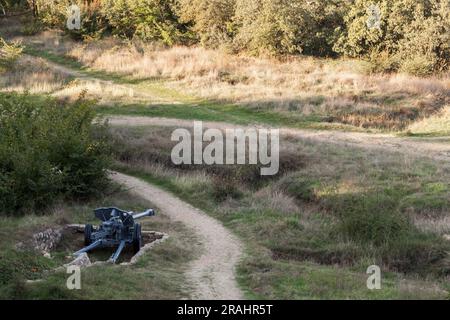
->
[132,209,155,220]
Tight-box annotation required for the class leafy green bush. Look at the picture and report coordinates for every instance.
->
[102,0,190,45]
[364,49,399,74]
[399,55,436,77]
[33,0,68,27]
[233,0,304,56]
[330,191,411,245]
[0,93,111,215]
[33,0,108,39]
[29,0,448,75]
[177,0,235,48]
[233,0,347,56]
[335,0,450,74]
[0,38,23,70]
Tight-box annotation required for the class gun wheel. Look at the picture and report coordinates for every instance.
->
[84,224,93,246]
[132,223,142,254]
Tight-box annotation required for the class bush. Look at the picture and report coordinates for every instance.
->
[102,0,190,45]
[33,0,108,39]
[327,190,411,246]
[177,0,235,48]
[364,49,399,74]
[233,0,305,56]
[335,0,450,74]
[0,93,111,215]
[0,38,23,70]
[211,174,243,202]
[233,0,347,56]
[400,55,436,77]
[34,0,69,27]
[279,175,320,202]
[20,19,45,36]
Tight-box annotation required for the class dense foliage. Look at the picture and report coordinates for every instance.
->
[16,0,450,74]
[335,0,450,75]
[102,0,189,45]
[0,38,23,70]
[0,93,111,215]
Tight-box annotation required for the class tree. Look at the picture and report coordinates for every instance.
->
[177,0,235,47]
[335,0,449,74]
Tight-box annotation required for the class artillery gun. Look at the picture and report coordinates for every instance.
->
[74,207,155,263]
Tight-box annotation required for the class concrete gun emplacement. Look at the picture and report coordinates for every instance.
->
[74,207,155,263]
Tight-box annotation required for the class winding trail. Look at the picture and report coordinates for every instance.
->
[37,54,450,163]
[32,54,450,298]
[111,171,243,300]
[108,115,450,163]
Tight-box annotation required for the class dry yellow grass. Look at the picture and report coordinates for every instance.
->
[58,37,450,131]
[414,215,450,236]
[0,55,69,93]
[6,24,450,132]
[407,105,450,136]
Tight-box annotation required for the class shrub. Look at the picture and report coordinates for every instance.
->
[335,0,450,74]
[279,175,320,202]
[211,174,243,202]
[0,0,28,13]
[20,19,45,36]
[233,0,305,56]
[0,93,111,215]
[364,49,399,74]
[177,0,235,48]
[400,55,436,77]
[33,0,69,27]
[0,38,23,70]
[325,190,412,246]
[33,0,108,39]
[102,0,190,45]
[233,0,347,56]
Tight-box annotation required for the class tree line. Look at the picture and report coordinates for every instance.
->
[8,0,450,75]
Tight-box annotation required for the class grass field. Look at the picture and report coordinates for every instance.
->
[2,16,448,136]
[0,185,197,299]
[109,125,450,299]
[1,16,449,300]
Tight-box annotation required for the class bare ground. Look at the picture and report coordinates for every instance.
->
[111,171,244,300]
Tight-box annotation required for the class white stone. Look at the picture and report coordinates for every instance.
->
[65,253,91,268]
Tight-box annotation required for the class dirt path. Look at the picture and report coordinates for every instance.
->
[108,115,450,163]
[39,54,450,163]
[39,57,183,104]
[111,171,244,300]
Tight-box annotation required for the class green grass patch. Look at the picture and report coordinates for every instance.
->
[26,46,373,132]
[108,125,450,299]
[0,186,197,299]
